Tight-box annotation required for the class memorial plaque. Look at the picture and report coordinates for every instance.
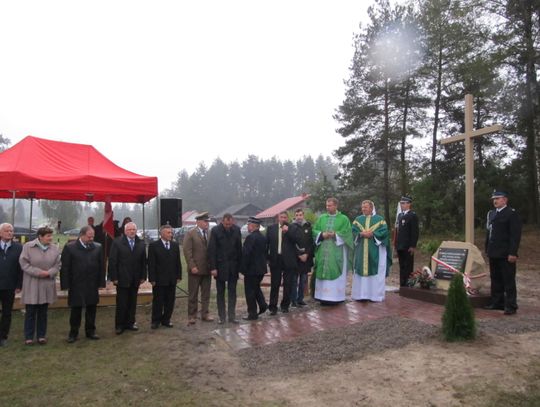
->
[434,247,469,280]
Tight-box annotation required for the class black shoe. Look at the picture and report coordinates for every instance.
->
[242,315,258,321]
[270,309,277,316]
[291,302,298,308]
[0,339,6,347]
[504,308,517,315]
[126,324,139,331]
[258,305,268,315]
[151,323,160,329]
[67,336,77,344]
[297,301,307,306]
[228,318,240,324]
[161,322,173,328]
[115,328,124,335]
[484,304,504,310]
[218,319,226,325]
[281,308,289,313]
[86,333,100,340]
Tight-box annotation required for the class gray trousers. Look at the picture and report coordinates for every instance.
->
[216,275,238,321]
[188,273,211,318]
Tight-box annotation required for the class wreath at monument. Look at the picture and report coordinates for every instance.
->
[407,266,436,289]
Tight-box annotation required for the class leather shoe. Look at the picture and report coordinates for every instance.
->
[0,339,6,347]
[281,308,289,313]
[270,309,277,316]
[297,301,307,306]
[504,309,517,315]
[218,319,226,325]
[258,305,268,315]
[151,323,160,330]
[291,302,298,308]
[242,315,258,321]
[228,319,240,324]
[201,316,215,322]
[115,328,124,335]
[126,324,139,331]
[484,304,504,310]
[187,318,196,325]
[161,322,173,328]
[86,333,100,340]
[67,336,77,344]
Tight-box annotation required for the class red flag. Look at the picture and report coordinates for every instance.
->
[103,201,114,238]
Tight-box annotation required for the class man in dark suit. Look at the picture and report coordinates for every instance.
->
[148,225,182,329]
[241,217,268,320]
[61,226,105,343]
[395,196,419,287]
[484,191,522,315]
[266,211,304,314]
[108,222,147,334]
[290,208,314,307]
[0,223,23,347]
[208,213,242,324]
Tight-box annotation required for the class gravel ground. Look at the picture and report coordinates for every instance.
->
[238,310,540,377]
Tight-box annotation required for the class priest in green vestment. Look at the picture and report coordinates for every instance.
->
[312,197,353,303]
[351,200,392,301]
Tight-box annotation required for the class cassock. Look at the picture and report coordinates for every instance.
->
[312,212,353,302]
[351,214,392,301]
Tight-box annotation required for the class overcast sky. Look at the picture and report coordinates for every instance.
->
[0,1,370,192]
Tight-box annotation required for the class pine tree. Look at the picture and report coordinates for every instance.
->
[442,273,476,341]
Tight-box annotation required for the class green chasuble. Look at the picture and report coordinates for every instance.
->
[313,212,353,280]
[352,214,392,277]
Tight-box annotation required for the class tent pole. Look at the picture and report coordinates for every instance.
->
[10,191,16,225]
[29,198,34,230]
[142,202,146,241]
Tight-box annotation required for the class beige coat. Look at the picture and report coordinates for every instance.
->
[19,239,61,305]
[183,227,210,275]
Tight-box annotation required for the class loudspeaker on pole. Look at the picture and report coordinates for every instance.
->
[160,198,182,228]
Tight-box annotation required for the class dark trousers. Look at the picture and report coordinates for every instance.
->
[151,285,176,324]
[291,270,308,303]
[270,257,294,311]
[69,305,97,337]
[188,274,211,318]
[24,304,48,340]
[0,289,15,339]
[115,285,139,329]
[216,275,238,321]
[489,257,517,311]
[244,275,267,318]
[397,249,414,286]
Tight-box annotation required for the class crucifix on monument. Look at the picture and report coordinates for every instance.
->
[440,94,502,244]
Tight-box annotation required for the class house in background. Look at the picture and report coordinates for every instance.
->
[256,193,311,226]
[215,203,262,227]
[181,210,199,227]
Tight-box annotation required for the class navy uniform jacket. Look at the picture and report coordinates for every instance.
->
[395,211,419,250]
[241,230,268,276]
[0,241,23,290]
[148,239,182,286]
[207,223,242,282]
[108,235,147,287]
[485,206,521,258]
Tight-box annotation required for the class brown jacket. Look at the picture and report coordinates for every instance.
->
[19,239,61,305]
[183,227,210,275]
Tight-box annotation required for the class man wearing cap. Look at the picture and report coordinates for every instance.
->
[207,213,242,324]
[183,212,214,324]
[485,191,522,315]
[312,198,353,304]
[395,196,419,287]
[241,217,268,320]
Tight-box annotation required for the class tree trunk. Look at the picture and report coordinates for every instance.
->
[383,80,391,223]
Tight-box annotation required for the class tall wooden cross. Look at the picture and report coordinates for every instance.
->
[440,94,502,244]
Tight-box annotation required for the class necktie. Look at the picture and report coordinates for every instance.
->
[203,230,207,243]
[165,241,170,250]
[278,225,282,255]
[129,239,134,251]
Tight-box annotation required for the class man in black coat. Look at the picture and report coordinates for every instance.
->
[266,211,304,314]
[0,223,23,346]
[484,191,522,315]
[61,226,105,342]
[395,196,419,287]
[241,217,268,320]
[148,225,182,329]
[290,208,313,307]
[108,222,147,334]
[208,213,242,324]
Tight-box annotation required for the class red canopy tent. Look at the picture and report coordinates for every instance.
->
[0,136,157,203]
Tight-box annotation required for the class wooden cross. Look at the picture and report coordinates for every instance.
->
[440,94,502,244]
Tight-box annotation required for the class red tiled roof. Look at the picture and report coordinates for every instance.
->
[182,210,197,221]
[256,194,310,219]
